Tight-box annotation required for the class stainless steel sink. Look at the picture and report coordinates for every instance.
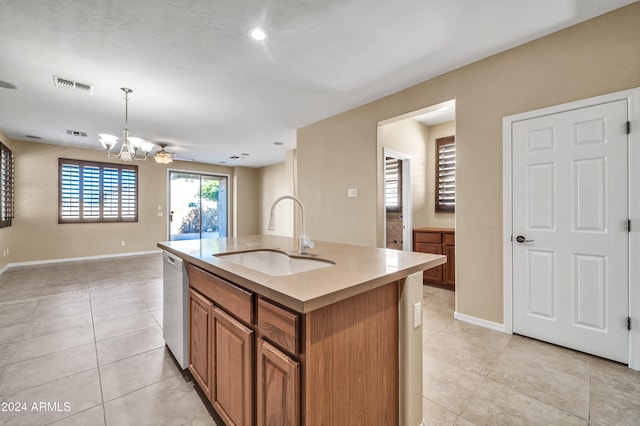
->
[215,249,334,276]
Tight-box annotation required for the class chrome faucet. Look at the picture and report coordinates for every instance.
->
[267,195,314,255]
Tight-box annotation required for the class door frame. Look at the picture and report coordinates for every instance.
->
[502,87,640,370]
[166,168,231,241]
[383,148,412,251]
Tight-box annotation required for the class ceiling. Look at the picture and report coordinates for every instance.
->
[0,0,635,167]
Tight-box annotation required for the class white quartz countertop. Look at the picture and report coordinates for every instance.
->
[158,235,445,313]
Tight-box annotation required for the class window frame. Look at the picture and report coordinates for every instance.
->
[58,158,139,224]
[435,135,456,213]
[0,141,15,228]
[384,156,402,213]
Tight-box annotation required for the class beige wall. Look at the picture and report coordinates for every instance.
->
[232,166,260,236]
[0,130,13,270]
[297,4,640,323]
[7,139,260,263]
[258,162,292,236]
[378,119,455,232]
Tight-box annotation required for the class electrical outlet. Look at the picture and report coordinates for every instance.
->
[347,188,358,197]
[413,302,421,328]
[157,211,163,217]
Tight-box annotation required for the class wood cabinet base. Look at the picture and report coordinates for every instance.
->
[188,265,399,425]
[413,228,455,288]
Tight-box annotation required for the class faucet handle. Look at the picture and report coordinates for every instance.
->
[301,235,315,249]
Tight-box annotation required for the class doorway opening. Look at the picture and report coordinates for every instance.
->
[169,171,228,241]
[384,149,411,250]
[377,99,456,285]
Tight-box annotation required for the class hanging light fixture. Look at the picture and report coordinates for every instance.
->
[154,143,175,164]
[99,88,154,161]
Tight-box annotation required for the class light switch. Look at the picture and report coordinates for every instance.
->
[348,188,358,197]
[413,302,421,328]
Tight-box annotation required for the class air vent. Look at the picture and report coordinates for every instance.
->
[53,76,94,95]
[65,129,88,137]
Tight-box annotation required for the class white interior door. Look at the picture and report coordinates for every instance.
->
[512,99,629,363]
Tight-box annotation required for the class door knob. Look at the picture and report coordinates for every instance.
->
[516,235,533,243]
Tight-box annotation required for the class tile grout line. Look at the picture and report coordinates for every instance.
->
[88,284,109,426]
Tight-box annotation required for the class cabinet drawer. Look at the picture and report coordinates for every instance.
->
[415,242,442,255]
[443,233,455,245]
[258,298,300,355]
[189,265,254,325]
[414,232,442,243]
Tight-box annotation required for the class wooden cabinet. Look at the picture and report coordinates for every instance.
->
[256,298,301,426]
[187,264,398,425]
[188,266,255,426]
[413,228,455,288]
[189,289,213,400]
[212,307,254,426]
[256,338,300,426]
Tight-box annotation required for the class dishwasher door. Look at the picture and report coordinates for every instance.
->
[162,251,189,369]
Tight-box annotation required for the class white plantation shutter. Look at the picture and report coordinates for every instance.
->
[385,156,401,212]
[436,136,455,212]
[59,159,138,223]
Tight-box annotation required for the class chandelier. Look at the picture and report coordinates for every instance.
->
[99,88,155,161]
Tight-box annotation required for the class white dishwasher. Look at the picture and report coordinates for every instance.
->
[162,251,189,369]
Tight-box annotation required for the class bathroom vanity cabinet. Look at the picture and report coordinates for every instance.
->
[413,228,455,288]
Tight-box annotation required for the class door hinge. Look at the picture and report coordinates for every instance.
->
[628,316,631,331]
[627,121,631,135]
[628,219,632,233]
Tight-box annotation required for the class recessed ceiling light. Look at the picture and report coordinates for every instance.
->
[248,27,267,41]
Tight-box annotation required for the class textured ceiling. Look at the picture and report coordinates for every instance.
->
[0,0,635,167]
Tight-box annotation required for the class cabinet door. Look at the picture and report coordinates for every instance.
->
[444,243,455,287]
[257,338,300,426]
[212,307,254,426]
[416,242,443,283]
[189,289,213,400]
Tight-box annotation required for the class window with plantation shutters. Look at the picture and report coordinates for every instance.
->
[385,156,402,212]
[59,158,138,223]
[1,142,15,228]
[436,136,455,212]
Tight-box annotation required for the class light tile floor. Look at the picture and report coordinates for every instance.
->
[2,254,639,425]
[0,254,218,426]
[422,284,640,425]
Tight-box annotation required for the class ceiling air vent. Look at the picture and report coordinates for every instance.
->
[64,129,88,137]
[53,76,94,95]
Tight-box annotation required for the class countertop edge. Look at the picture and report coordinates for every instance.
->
[158,238,445,313]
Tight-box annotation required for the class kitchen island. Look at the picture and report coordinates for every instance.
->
[158,235,445,426]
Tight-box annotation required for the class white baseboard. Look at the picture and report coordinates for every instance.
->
[3,249,162,270]
[454,311,509,334]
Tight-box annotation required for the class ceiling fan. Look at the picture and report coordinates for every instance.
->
[154,143,193,164]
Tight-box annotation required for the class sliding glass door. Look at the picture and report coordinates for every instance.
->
[169,171,228,241]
